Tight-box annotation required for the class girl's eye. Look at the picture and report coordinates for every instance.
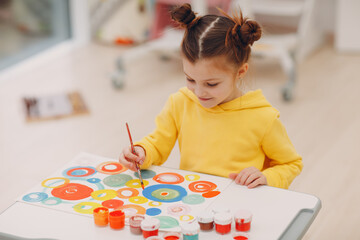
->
[207,83,218,87]
[186,78,195,83]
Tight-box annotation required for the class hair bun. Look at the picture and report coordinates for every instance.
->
[239,20,262,46]
[170,3,198,28]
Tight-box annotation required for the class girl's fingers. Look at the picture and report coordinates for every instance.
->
[119,153,136,171]
[228,173,238,180]
[247,178,262,189]
[244,172,261,186]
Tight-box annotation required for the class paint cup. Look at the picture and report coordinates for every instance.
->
[162,231,182,240]
[109,210,125,229]
[197,210,214,231]
[214,212,232,235]
[130,214,145,235]
[145,236,165,240]
[93,207,109,226]
[141,217,160,239]
[234,210,252,232]
[232,232,250,240]
[181,222,200,240]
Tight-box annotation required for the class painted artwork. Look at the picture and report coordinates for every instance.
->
[19,153,232,231]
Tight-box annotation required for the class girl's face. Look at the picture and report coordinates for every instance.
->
[183,56,248,109]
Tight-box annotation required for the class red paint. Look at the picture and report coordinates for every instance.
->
[235,219,251,232]
[233,236,248,240]
[164,236,180,240]
[93,207,109,226]
[51,183,93,200]
[102,199,124,209]
[142,229,159,239]
[215,223,231,235]
[109,210,125,229]
[188,181,217,193]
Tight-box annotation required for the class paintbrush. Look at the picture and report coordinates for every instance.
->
[126,122,145,190]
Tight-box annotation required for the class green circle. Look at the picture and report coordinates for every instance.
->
[151,188,179,200]
[154,216,179,229]
[103,174,132,187]
[182,194,205,205]
[134,170,156,179]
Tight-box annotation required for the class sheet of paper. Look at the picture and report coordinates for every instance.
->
[18,153,232,231]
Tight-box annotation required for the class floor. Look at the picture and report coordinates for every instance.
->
[0,42,359,239]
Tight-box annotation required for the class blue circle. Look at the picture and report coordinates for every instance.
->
[142,184,187,203]
[87,178,101,183]
[22,192,48,202]
[71,170,86,176]
[146,208,162,216]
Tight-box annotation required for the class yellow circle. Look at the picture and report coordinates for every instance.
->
[41,177,70,188]
[125,179,149,188]
[129,196,148,204]
[180,215,194,222]
[91,189,117,201]
[185,174,200,181]
[73,202,102,214]
[148,201,162,207]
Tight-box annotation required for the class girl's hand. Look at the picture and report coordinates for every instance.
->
[229,167,267,189]
[119,146,146,172]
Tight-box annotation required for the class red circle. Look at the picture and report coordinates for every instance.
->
[67,167,95,177]
[51,183,93,200]
[101,163,123,172]
[153,172,184,184]
[188,181,217,193]
[102,199,124,209]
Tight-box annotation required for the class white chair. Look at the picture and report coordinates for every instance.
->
[241,0,316,101]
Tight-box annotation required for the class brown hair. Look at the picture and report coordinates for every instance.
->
[170,3,261,68]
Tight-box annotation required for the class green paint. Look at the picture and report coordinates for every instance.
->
[103,174,132,187]
[154,216,179,229]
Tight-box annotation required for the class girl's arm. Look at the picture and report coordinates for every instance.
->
[261,117,303,189]
[134,95,178,169]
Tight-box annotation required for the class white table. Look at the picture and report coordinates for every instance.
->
[0,178,320,240]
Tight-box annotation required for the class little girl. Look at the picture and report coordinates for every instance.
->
[119,4,302,189]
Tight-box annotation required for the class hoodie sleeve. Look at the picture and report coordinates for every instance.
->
[261,115,303,189]
[134,95,178,169]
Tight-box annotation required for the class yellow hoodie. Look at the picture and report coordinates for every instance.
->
[135,87,302,189]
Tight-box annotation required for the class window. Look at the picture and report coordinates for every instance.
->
[0,0,71,71]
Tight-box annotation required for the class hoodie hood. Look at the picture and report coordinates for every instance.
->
[179,87,273,113]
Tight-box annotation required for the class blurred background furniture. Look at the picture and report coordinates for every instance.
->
[246,0,317,101]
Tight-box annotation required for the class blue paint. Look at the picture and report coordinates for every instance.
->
[22,192,48,202]
[146,207,162,216]
[87,178,101,183]
[183,234,199,240]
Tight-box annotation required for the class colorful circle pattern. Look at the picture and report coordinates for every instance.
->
[142,184,187,203]
[62,166,96,178]
[153,172,184,184]
[96,161,127,175]
[188,181,217,193]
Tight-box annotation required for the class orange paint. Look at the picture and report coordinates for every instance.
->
[109,210,125,229]
[93,207,109,226]
[164,236,180,240]
[202,190,221,198]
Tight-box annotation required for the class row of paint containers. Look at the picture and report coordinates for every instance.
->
[93,206,252,240]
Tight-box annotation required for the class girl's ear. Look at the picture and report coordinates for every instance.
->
[236,63,249,79]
